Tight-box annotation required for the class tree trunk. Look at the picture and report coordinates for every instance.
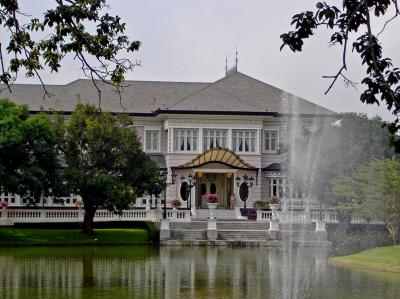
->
[82,204,96,235]
[386,223,399,245]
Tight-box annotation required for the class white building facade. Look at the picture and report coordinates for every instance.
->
[0,70,335,211]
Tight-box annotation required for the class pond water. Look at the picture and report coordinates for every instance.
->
[1,245,399,299]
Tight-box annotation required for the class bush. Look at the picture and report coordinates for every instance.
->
[253,200,266,210]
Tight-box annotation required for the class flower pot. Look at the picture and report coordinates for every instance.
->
[207,202,218,219]
[269,204,279,221]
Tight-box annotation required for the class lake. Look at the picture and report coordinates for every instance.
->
[1,245,399,299]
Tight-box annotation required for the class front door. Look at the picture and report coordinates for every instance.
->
[196,173,233,209]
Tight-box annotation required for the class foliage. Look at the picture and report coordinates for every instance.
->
[281,1,400,152]
[171,199,181,208]
[268,196,280,205]
[62,103,159,234]
[0,200,8,208]
[253,200,266,210]
[331,158,400,244]
[0,0,140,101]
[0,99,62,202]
[285,113,396,203]
[205,193,218,203]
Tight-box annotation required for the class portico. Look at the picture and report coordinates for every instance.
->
[172,148,258,210]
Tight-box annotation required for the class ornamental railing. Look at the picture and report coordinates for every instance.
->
[256,210,382,225]
[0,208,191,225]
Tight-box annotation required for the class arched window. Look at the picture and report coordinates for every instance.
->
[210,183,217,194]
[239,183,249,202]
[180,182,189,201]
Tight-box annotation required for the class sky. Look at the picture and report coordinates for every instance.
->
[3,0,400,121]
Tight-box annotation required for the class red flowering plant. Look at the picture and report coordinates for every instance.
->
[205,194,218,203]
[0,200,8,209]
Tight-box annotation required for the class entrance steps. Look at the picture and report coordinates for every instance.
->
[169,220,271,241]
[164,220,329,245]
[195,209,237,220]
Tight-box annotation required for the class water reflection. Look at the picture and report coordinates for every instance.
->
[0,246,399,299]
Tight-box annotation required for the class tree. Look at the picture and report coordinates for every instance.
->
[63,104,159,235]
[332,158,400,244]
[0,99,61,202]
[0,0,140,102]
[281,1,400,152]
[284,113,395,204]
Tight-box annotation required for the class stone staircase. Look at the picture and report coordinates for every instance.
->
[169,220,271,241]
[165,219,329,245]
[194,209,237,220]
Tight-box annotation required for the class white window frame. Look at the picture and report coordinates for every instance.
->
[144,128,161,153]
[202,129,228,151]
[173,128,199,153]
[232,129,257,154]
[268,178,284,198]
[263,130,279,153]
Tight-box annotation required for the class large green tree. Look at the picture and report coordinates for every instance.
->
[63,104,159,235]
[0,99,62,202]
[332,158,400,244]
[281,0,400,152]
[0,0,140,101]
[286,113,395,203]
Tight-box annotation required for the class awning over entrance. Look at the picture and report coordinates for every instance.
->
[175,148,257,170]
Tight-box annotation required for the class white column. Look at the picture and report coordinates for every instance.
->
[227,129,232,150]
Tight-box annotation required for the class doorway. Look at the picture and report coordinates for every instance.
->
[196,173,234,209]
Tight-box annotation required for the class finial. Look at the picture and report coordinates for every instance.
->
[225,55,228,76]
[235,47,239,69]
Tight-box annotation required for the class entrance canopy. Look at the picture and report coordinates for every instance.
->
[175,148,257,170]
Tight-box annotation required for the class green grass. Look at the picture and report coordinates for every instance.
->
[0,228,150,246]
[330,245,400,274]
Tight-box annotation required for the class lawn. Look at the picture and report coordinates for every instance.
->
[0,228,151,246]
[330,245,400,274]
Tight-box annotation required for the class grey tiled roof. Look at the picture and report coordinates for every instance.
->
[0,71,335,115]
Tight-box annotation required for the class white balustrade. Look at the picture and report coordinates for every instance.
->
[0,208,159,224]
[0,208,383,225]
[256,211,272,222]
[165,209,191,222]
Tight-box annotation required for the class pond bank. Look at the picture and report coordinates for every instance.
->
[330,245,400,274]
[0,228,152,246]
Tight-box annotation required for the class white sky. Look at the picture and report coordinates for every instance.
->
[3,0,400,121]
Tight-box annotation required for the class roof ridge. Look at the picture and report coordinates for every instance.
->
[166,83,213,109]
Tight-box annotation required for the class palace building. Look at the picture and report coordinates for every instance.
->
[0,68,335,214]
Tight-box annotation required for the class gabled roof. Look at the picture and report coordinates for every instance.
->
[0,70,335,116]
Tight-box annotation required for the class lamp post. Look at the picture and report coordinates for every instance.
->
[180,173,197,210]
[162,169,177,219]
[235,174,254,215]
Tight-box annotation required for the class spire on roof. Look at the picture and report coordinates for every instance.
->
[225,48,238,77]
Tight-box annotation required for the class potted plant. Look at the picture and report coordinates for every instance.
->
[254,200,267,221]
[268,196,280,222]
[253,200,266,210]
[171,199,181,209]
[268,196,280,207]
[0,200,8,210]
[205,194,218,219]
